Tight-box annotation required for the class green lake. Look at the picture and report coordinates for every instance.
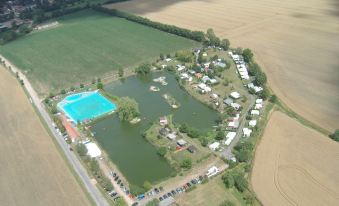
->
[92,72,218,187]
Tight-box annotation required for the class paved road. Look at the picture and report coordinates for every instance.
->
[222,94,256,159]
[1,56,109,206]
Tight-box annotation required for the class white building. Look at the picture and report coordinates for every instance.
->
[206,166,219,178]
[167,133,177,140]
[209,142,220,151]
[251,110,260,115]
[85,142,102,158]
[230,92,240,99]
[225,132,236,145]
[249,120,257,127]
[231,102,241,110]
[255,103,263,110]
[243,128,252,137]
[256,99,263,104]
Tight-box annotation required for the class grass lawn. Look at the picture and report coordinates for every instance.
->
[176,175,247,206]
[0,9,199,95]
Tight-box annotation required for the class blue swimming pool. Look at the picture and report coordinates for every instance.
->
[57,91,117,124]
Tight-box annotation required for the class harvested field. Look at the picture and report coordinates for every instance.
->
[0,66,92,206]
[109,0,339,131]
[0,9,198,95]
[252,111,339,206]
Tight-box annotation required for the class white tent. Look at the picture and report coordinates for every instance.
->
[230,92,240,99]
[249,120,257,127]
[225,132,236,145]
[255,103,263,109]
[243,128,252,137]
[256,99,263,104]
[85,142,102,158]
[209,142,220,151]
[251,110,260,115]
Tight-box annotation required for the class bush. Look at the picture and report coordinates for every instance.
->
[199,137,208,147]
[234,173,248,192]
[135,63,151,75]
[222,172,234,188]
[235,149,251,162]
[270,95,278,103]
[176,50,193,62]
[181,158,192,169]
[243,48,253,63]
[215,131,224,140]
[117,97,140,121]
[97,82,103,89]
[329,130,339,142]
[179,123,189,133]
[157,147,167,157]
[76,143,88,157]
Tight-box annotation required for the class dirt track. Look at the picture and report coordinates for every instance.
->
[109,0,339,131]
[0,66,91,206]
[251,111,339,206]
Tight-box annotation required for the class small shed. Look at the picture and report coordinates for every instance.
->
[256,99,263,104]
[177,139,187,147]
[243,128,252,137]
[187,145,198,153]
[249,120,257,127]
[159,116,168,126]
[230,92,240,99]
[167,133,177,141]
[159,128,169,136]
[251,110,260,115]
[223,98,233,106]
[209,142,220,151]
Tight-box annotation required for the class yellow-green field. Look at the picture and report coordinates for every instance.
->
[0,9,199,95]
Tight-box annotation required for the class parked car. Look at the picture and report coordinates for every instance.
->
[159,197,163,201]
[187,182,191,187]
[154,188,159,193]
[117,180,121,184]
[114,176,119,181]
[171,190,176,195]
[167,192,172,197]
[113,173,117,177]
[163,194,168,199]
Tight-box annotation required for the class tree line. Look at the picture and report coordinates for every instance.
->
[93,7,206,42]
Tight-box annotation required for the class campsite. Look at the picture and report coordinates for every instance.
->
[1,0,338,206]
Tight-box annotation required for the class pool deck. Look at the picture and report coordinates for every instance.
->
[58,91,117,124]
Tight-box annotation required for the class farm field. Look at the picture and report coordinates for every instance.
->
[109,0,339,131]
[252,111,339,206]
[0,9,199,95]
[0,66,92,206]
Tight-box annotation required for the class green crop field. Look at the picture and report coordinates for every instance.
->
[0,9,199,94]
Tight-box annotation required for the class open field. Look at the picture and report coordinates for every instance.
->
[252,111,339,206]
[109,0,339,131]
[0,66,92,206]
[0,9,198,95]
[175,176,245,206]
